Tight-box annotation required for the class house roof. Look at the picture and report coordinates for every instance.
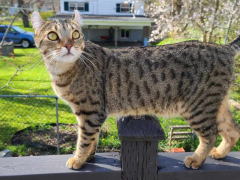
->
[49,14,154,27]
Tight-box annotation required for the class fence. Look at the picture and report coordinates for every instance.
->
[0,95,76,155]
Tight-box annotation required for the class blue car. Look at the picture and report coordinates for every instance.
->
[0,25,35,48]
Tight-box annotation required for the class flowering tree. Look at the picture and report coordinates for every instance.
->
[132,0,240,43]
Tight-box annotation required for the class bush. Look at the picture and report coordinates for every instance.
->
[39,11,55,21]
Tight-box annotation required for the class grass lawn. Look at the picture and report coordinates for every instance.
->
[1,36,240,156]
[0,47,122,155]
[1,19,34,33]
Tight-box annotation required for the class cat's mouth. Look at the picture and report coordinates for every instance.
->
[63,52,74,57]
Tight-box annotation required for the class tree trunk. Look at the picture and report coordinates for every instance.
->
[22,13,29,27]
[202,31,207,42]
[207,0,219,43]
[18,0,30,28]
[10,0,14,6]
[171,0,183,15]
[52,0,56,13]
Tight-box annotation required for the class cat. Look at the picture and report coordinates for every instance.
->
[31,10,240,170]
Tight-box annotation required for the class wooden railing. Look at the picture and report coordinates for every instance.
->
[1,116,240,180]
[1,152,240,180]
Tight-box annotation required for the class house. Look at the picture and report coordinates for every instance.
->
[50,0,154,47]
[6,0,60,15]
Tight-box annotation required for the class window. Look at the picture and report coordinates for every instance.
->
[69,2,84,11]
[64,2,89,12]
[121,30,130,38]
[116,3,133,13]
[0,27,6,33]
[12,26,25,33]
[9,28,16,33]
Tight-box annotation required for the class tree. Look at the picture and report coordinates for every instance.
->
[18,0,30,27]
[136,0,240,43]
[0,2,41,90]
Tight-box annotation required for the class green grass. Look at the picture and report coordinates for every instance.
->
[0,12,54,33]
[0,48,76,155]
[0,48,51,94]
[157,37,197,45]
[1,20,34,33]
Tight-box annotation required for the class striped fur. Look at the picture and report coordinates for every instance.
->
[33,11,240,170]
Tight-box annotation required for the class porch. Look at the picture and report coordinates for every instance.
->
[49,14,154,47]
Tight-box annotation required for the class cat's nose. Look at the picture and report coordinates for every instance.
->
[65,44,72,51]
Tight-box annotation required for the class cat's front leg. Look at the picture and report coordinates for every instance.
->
[66,114,103,169]
[86,134,99,161]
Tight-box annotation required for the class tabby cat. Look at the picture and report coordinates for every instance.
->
[31,10,240,169]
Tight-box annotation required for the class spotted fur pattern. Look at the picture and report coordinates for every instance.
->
[32,11,240,169]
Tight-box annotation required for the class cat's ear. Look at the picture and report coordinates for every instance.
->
[73,10,83,26]
[31,11,45,32]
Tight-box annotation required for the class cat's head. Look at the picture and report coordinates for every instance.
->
[31,10,84,64]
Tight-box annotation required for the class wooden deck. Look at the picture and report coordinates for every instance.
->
[1,152,240,180]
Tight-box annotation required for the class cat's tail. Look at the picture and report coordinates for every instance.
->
[229,35,240,56]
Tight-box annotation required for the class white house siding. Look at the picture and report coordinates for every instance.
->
[60,0,145,15]
[96,0,145,15]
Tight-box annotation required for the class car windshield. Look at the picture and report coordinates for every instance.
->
[12,26,25,33]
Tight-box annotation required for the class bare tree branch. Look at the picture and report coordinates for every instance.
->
[0,69,19,90]
[224,0,239,44]
[0,11,21,47]
[0,59,42,90]
[0,0,42,90]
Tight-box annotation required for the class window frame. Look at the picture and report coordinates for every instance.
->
[64,1,89,12]
[121,29,130,39]
[0,27,7,33]
[69,2,84,11]
[116,3,133,13]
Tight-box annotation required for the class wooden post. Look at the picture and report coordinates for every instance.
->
[142,26,151,39]
[115,26,118,47]
[88,25,91,41]
[117,115,165,180]
[168,127,173,145]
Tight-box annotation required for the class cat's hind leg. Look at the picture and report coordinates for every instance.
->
[184,131,217,169]
[182,106,218,169]
[210,96,240,159]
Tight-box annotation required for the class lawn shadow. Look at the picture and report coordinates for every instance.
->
[0,121,20,143]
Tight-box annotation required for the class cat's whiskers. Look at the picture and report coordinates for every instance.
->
[79,56,95,74]
[80,56,101,77]
[82,51,97,60]
[82,51,103,67]
[44,53,58,72]
[53,54,61,75]
[80,54,101,74]
[48,55,59,73]
[45,50,60,63]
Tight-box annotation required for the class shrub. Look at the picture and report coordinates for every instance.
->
[39,11,55,21]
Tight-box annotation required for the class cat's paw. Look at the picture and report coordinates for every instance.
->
[66,156,85,169]
[184,155,202,169]
[209,147,223,159]
[86,153,95,162]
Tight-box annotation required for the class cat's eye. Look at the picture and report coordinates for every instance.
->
[72,31,80,39]
[47,32,58,41]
